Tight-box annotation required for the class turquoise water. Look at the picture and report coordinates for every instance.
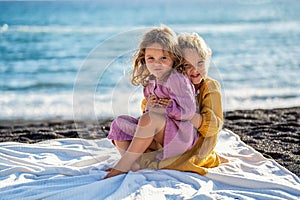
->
[0,0,300,119]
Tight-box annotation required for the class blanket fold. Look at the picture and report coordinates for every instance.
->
[0,130,299,200]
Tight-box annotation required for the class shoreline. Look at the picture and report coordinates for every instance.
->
[0,106,299,177]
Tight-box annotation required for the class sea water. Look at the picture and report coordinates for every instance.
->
[0,0,299,120]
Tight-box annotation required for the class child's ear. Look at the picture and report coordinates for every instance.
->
[176,65,184,74]
[178,66,186,75]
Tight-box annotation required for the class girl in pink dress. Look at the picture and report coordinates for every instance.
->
[105,25,198,178]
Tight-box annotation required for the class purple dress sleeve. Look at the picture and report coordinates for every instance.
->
[165,73,196,120]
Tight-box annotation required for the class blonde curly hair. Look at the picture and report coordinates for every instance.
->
[131,25,183,86]
[178,32,212,72]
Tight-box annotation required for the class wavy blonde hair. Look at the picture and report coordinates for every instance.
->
[131,25,183,86]
[178,32,212,72]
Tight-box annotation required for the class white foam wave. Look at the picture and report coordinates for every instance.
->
[1,87,299,120]
[1,92,74,120]
[0,24,8,33]
[7,25,146,34]
[174,21,300,33]
[0,90,144,120]
[222,87,300,111]
[4,21,299,35]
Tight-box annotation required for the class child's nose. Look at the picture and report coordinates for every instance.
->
[191,66,198,72]
[153,60,162,65]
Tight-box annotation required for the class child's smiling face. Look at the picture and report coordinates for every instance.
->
[182,48,206,86]
[145,43,174,80]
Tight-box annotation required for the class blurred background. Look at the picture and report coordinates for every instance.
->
[0,0,299,120]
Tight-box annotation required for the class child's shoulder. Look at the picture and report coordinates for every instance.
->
[203,77,220,84]
[201,77,221,91]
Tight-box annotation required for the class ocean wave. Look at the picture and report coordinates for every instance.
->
[174,21,300,34]
[0,92,75,120]
[222,88,300,111]
[0,65,78,75]
[4,25,144,34]
[2,21,299,35]
[0,91,143,120]
[1,82,73,92]
[1,87,300,120]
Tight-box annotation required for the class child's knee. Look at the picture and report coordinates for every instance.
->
[139,112,166,127]
[150,112,166,127]
[138,113,151,127]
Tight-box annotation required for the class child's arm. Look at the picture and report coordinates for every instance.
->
[198,79,223,137]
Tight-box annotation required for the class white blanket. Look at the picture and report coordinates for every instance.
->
[0,129,299,200]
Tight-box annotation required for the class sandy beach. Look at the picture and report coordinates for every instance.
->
[0,106,299,177]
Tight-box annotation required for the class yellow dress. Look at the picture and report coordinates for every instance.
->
[138,77,223,175]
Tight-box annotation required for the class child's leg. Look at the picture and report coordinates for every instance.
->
[114,140,130,155]
[105,112,166,178]
[108,115,139,155]
[114,121,164,172]
[114,111,166,170]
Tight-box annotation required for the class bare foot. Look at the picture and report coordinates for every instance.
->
[130,162,140,172]
[104,168,126,179]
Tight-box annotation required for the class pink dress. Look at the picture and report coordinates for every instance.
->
[108,71,198,160]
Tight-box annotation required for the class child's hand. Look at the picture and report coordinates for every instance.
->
[158,98,171,108]
[146,94,171,110]
[146,94,159,110]
[190,113,202,129]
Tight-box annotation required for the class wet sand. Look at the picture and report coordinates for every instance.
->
[0,107,299,177]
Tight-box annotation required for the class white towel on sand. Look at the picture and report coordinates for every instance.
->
[0,129,299,200]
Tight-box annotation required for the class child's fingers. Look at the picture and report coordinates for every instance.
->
[158,98,171,107]
[149,97,158,104]
[147,94,160,109]
[149,94,158,100]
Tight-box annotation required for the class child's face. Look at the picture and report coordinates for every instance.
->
[145,43,174,80]
[182,48,206,86]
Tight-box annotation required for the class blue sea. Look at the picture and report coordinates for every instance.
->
[0,0,299,120]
